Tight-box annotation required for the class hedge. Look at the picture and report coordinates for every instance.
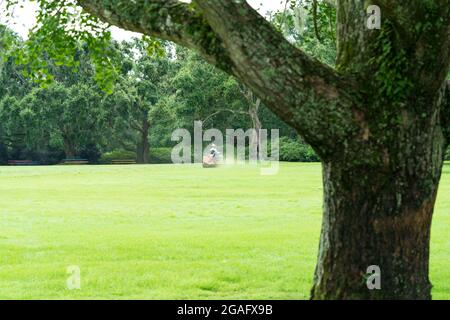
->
[278,137,320,162]
[149,147,173,164]
[99,150,137,164]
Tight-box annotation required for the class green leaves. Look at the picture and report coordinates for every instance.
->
[0,25,18,73]
[368,21,413,104]
[272,0,337,67]
[4,0,120,92]
[142,35,166,58]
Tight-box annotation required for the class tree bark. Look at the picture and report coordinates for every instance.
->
[309,0,449,299]
[241,86,262,160]
[248,101,261,160]
[311,74,447,299]
[136,119,150,164]
[312,135,444,299]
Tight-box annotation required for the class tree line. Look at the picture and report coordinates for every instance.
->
[0,27,305,165]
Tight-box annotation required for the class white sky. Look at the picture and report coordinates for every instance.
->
[1,0,285,41]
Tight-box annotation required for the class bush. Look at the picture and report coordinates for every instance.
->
[99,150,137,164]
[279,137,319,162]
[446,147,450,161]
[150,147,173,164]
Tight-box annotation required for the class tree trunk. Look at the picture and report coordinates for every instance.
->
[249,100,261,160]
[311,99,447,299]
[241,86,262,160]
[307,1,450,299]
[136,120,150,164]
[63,137,76,159]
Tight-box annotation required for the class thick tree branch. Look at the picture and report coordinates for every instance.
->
[192,0,362,157]
[78,0,363,157]
[370,0,450,45]
[370,0,428,30]
[77,0,234,73]
[202,109,247,124]
[337,0,449,96]
[312,0,322,42]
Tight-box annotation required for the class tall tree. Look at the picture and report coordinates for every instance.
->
[20,82,104,159]
[0,27,34,162]
[105,41,175,163]
[4,0,450,299]
[171,48,249,132]
[239,86,262,158]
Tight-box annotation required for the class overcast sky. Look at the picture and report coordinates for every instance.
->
[1,0,285,41]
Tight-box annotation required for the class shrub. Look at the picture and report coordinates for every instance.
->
[150,147,173,164]
[279,137,320,162]
[446,147,450,161]
[99,150,137,164]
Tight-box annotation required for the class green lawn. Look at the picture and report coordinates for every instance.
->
[0,162,448,299]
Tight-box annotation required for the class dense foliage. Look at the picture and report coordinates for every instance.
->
[279,137,320,162]
[2,3,444,166]
[0,27,307,164]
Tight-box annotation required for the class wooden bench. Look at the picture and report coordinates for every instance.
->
[61,158,90,165]
[111,159,137,165]
[8,160,38,166]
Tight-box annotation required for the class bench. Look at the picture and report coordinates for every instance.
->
[8,160,39,166]
[111,159,137,165]
[61,158,90,165]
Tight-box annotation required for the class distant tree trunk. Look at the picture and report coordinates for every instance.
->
[241,86,262,160]
[136,119,150,164]
[63,136,76,158]
[249,101,261,158]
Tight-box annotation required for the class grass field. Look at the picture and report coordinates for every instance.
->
[0,162,448,299]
